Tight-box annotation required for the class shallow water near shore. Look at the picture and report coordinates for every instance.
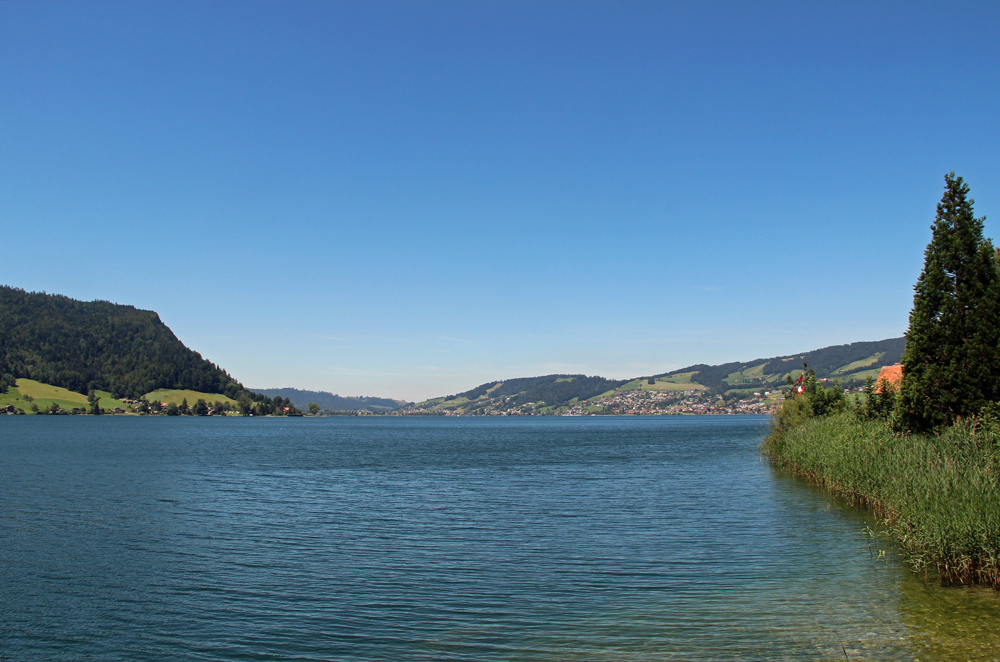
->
[3,415,1000,660]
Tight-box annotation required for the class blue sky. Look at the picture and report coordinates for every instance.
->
[3,1,998,401]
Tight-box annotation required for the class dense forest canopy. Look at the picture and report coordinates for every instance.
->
[0,286,247,399]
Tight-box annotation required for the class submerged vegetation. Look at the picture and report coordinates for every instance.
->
[765,173,1000,588]
[763,410,1000,587]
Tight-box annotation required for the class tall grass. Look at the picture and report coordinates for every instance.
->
[763,411,1000,587]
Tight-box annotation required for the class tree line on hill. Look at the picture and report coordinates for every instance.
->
[142,395,301,417]
[17,392,302,417]
[0,286,274,409]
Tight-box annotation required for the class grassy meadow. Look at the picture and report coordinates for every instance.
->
[597,372,707,398]
[723,363,771,385]
[0,379,132,414]
[831,352,885,375]
[0,380,235,414]
[763,412,1000,588]
[143,389,237,407]
[644,373,708,391]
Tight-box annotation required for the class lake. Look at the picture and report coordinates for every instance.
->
[2,415,1000,660]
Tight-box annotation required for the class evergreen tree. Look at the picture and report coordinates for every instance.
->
[899,173,1000,431]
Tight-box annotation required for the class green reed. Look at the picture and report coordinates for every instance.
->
[763,412,1000,587]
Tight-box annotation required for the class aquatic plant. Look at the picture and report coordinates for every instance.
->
[763,411,1000,588]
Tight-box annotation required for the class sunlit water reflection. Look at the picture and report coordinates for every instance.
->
[2,415,999,660]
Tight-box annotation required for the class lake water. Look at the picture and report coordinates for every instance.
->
[3,415,1000,661]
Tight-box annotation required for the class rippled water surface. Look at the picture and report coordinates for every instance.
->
[3,415,1000,661]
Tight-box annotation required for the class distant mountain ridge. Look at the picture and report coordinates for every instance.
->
[1,285,904,414]
[412,337,906,414]
[252,387,406,412]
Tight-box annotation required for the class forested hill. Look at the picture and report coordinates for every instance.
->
[418,374,628,413]
[0,286,247,399]
[662,337,906,394]
[252,387,405,412]
[412,337,906,414]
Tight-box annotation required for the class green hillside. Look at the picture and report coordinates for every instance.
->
[0,286,307,416]
[0,285,248,400]
[599,372,707,397]
[417,374,627,414]
[143,389,239,407]
[659,337,905,396]
[408,338,905,416]
[0,379,132,414]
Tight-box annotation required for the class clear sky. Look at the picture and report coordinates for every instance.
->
[2,1,998,402]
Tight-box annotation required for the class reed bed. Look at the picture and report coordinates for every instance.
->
[763,413,1000,587]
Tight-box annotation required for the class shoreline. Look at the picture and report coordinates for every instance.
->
[763,412,1000,589]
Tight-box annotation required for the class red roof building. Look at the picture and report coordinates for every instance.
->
[874,364,903,392]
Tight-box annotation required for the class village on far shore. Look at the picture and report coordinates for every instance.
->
[0,284,908,419]
[401,370,900,417]
[2,363,906,418]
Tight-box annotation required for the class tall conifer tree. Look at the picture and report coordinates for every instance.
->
[899,173,1000,431]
